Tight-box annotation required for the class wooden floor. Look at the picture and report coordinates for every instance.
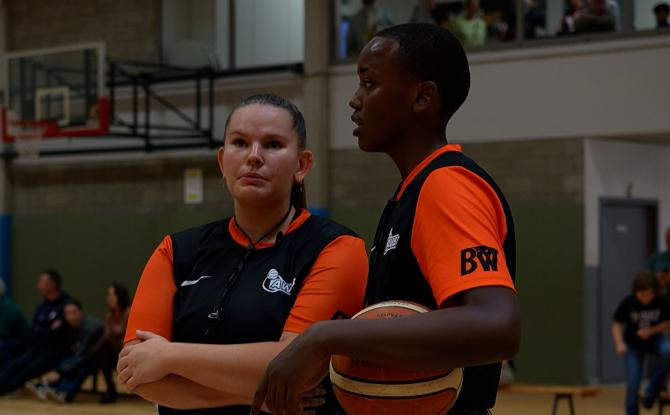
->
[0,385,662,415]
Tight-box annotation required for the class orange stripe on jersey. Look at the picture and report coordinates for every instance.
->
[396,144,462,201]
[411,166,515,306]
[228,209,311,248]
[124,236,176,344]
[283,235,368,334]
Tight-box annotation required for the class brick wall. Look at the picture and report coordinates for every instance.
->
[5,0,160,61]
[10,153,229,215]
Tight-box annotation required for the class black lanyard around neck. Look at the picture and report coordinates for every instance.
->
[203,205,294,338]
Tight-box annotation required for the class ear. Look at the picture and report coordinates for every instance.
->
[216,146,225,176]
[294,149,314,184]
[412,81,439,114]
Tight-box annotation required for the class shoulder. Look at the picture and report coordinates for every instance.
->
[300,214,359,241]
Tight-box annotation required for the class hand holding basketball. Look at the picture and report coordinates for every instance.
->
[251,323,332,415]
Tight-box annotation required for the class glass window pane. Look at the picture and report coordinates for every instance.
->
[636,0,669,30]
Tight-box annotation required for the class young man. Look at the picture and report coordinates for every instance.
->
[612,272,670,415]
[252,23,519,415]
[0,269,71,394]
[25,299,104,403]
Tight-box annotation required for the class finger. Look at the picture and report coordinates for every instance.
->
[250,372,269,415]
[300,386,326,399]
[117,367,131,384]
[126,376,137,393]
[119,345,133,358]
[300,396,326,409]
[117,356,129,373]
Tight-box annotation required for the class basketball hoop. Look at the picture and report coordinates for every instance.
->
[8,118,48,159]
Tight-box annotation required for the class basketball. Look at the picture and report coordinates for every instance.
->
[329,301,463,415]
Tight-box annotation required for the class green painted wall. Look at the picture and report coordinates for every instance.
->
[510,198,584,384]
[11,210,223,321]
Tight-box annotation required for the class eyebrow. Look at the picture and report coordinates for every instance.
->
[357,66,369,75]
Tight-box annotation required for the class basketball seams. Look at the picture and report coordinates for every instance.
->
[330,361,463,398]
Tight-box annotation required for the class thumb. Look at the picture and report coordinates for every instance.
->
[250,372,269,415]
[136,330,163,341]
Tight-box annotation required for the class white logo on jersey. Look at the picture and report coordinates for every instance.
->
[384,228,400,255]
[262,269,296,295]
[181,275,215,287]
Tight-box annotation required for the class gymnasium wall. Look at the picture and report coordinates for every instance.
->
[8,152,228,320]
[331,137,585,384]
[3,0,160,61]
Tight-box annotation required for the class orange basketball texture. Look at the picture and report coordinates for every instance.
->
[330,301,463,415]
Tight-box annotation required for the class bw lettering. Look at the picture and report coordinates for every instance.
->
[461,246,499,276]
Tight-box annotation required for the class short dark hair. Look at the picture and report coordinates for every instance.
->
[654,2,670,14]
[632,271,661,294]
[66,298,83,310]
[223,93,306,148]
[42,269,62,289]
[110,283,131,310]
[375,23,471,119]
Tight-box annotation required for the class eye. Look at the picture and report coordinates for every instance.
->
[360,79,373,89]
[230,138,247,147]
[266,140,284,149]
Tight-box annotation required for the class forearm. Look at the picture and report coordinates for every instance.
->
[134,374,247,409]
[314,288,520,371]
[650,321,670,334]
[166,337,295,397]
[611,322,625,345]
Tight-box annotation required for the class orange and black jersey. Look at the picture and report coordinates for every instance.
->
[125,209,368,415]
[366,144,516,413]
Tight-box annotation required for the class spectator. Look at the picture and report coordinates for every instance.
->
[346,0,393,57]
[524,0,547,39]
[648,226,670,299]
[575,0,616,33]
[25,299,104,403]
[655,3,670,28]
[452,0,487,47]
[612,272,670,415]
[98,283,130,404]
[0,269,70,395]
[0,279,29,342]
[557,0,584,35]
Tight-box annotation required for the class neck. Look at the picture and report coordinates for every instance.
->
[45,290,60,301]
[234,201,294,245]
[387,132,447,179]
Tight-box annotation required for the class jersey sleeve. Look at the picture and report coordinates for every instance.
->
[283,235,368,334]
[124,236,177,343]
[411,166,515,306]
[613,297,628,322]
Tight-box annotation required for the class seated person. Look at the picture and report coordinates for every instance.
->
[612,272,670,415]
[25,299,104,403]
[452,0,487,47]
[0,279,29,341]
[0,270,70,394]
[655,3,670,28]
[99,283,130,404]
[575,0,615,33]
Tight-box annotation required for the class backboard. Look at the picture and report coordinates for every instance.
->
[2,43,109,143]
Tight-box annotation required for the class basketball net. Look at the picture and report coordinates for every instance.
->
[7,113,46,159]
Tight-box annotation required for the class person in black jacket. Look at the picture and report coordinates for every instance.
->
[0,269,70,395]
[26,299,103,403]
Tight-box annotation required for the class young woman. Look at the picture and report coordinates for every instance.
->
[117,94,368,415]
[99,283,130,403]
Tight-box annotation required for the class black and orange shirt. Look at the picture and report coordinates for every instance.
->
[365,144,516,412]
[125,209,368,414]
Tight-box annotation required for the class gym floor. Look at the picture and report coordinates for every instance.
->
[0,384,659,415]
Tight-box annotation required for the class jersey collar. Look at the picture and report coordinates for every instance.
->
[228,208,311,249]
[394,144,462,201]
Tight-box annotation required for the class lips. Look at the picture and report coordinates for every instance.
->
[239,172,267,184]
[351,114,362,136]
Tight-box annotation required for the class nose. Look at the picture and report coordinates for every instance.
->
[349,89,362,111]
[246,142,263,167]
